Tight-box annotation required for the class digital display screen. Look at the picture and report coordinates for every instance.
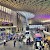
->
[25,32,29,34]
[0,22,13,26]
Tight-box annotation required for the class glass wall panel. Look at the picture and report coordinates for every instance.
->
[6,8,8,13]
[1,6,4,11]
[0,5,1,10]
[4,7,6,12]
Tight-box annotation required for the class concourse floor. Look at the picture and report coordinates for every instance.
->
[0,40,34,50]
[0,40,49,50]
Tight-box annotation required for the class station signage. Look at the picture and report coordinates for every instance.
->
[29,25,45,29]
[0,22,13,26]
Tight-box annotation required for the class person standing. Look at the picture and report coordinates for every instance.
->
[4,39,6,46]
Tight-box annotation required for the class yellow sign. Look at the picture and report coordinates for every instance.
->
[46,36,50,40]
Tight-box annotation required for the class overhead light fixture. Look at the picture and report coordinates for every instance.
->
[41,19,50,23]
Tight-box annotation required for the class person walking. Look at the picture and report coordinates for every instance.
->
[13,36,16,47]
[3,35,6,46]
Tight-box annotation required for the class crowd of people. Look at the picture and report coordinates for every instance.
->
[2,33,25,47]
[0,32,50,50]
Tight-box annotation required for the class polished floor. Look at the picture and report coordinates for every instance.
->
[0,40,34,50]
[0,40,49,50]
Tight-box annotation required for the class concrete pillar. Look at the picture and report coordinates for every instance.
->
[11,11,17,26]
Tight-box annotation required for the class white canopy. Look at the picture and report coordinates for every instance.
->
[17,11,35,19]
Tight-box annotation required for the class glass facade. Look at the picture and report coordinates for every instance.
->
[0,5,12,14]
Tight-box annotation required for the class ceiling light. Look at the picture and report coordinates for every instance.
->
[41,20,50,22]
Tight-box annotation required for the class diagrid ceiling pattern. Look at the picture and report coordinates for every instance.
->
[0,0,50,14]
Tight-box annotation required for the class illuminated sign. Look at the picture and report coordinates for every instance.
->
[0,22,13,26]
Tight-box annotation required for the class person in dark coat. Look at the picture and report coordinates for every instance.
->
[13,37,16,47]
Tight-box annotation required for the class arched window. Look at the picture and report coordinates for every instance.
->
[1,6,4,11]
[4,7,6,12]
[0,5,1,10]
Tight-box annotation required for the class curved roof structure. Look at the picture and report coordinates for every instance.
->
[17,11,35,19]
[0,0,50,14]
[0,0,50,24]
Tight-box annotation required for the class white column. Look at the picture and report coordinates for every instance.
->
[11,11,17,26]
